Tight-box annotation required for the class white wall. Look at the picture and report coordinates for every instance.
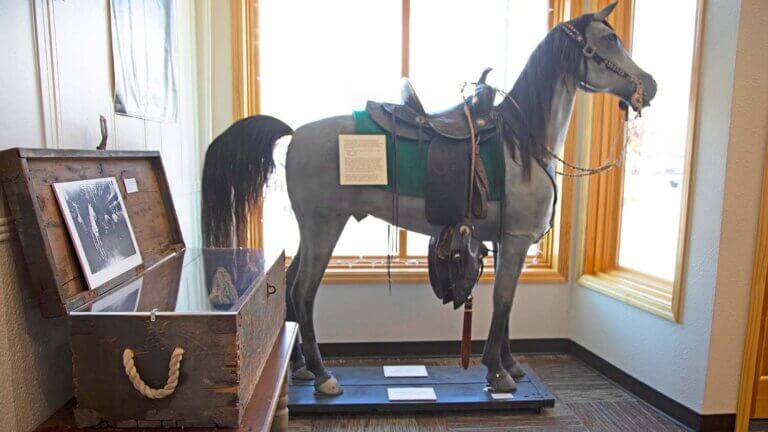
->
[209,0,233,138]
[568,0,759,415]
[314,282,571,343]
[0,1,203,430]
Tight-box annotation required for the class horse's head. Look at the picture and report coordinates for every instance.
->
[565,2,657,112]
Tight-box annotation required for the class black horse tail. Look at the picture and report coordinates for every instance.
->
[201,115,292,247]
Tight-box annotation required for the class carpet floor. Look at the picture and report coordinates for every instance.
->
[288,354,691,432]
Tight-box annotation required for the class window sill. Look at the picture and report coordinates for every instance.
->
[578,269,679,322]
[318,266,567,285]
[286,252,567,285]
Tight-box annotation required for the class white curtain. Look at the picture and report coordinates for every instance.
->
[110,0,178,122]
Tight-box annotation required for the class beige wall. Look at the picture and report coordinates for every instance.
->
[0,3,72,431]
[0,1,203,430]
[703,0,768,413]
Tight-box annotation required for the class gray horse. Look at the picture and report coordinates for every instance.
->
[202,3,656,396]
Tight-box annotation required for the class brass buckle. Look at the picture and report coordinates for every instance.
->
[582,44,596,58]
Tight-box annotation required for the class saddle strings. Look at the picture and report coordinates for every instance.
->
[387,107,401,295]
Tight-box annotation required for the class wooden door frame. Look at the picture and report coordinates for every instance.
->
[737,146,768,431]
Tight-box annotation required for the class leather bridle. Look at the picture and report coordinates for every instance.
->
[558,22,645,114]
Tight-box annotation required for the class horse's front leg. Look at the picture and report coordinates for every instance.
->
[501,323,526,379]
[482,234,531,392]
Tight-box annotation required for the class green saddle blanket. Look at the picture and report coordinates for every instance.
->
[352,110,503,201]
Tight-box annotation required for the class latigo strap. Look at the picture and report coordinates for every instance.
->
[461,296,473,370]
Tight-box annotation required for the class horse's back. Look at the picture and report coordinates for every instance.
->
[285,115,363,216]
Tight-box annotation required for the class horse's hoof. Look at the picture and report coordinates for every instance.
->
[315,375,344,396]
[292,365,315,381]
[487,371,517,392]
[506,363,526,380]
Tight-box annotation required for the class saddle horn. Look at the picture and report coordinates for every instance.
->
[477,67,493,85]
[470,68,495,116]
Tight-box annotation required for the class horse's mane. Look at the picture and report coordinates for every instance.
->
[499,14,593,179]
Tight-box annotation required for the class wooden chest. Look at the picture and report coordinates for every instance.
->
[0,148,286,428]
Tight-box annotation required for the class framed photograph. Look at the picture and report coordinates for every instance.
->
[53,178,143,289]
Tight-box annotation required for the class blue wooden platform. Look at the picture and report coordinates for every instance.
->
[288,364,555,413]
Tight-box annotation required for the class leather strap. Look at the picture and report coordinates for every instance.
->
[558,22,644,113]
[461,295,473,369]
[463,104,478,221]
[460,103,478,370]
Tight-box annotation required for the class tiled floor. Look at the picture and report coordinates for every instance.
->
[288,354,691,432]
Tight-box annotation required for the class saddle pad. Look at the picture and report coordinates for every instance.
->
[352,110,503,201]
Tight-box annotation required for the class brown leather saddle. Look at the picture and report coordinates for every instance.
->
[366,68,499,309]
[366,68,498,227]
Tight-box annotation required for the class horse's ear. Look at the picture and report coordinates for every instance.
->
[593,2,618,21]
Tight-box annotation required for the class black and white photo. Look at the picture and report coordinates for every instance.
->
[53,177,143,289]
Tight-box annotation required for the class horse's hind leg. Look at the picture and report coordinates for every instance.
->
[293,213,348,396]
[482,234,531,392]
[286,247,315,380]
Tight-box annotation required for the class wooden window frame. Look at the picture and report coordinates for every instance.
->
[232,0,574,284]
[578,0,705,322]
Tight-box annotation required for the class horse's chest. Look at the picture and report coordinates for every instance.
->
[503,163,556,237]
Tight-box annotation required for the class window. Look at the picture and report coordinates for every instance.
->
[249,0,573,283]
[579,0,703,321]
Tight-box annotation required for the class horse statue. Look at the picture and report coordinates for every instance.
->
[201,3,656,396]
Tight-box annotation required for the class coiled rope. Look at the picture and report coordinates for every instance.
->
[122,347,184,399]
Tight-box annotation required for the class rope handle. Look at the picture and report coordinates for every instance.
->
[122,347,184,399]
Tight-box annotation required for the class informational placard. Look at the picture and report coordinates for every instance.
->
[383,365,428,378]
[387,387,437,401]
[490,392,515,400]
[338,134,388,185]
[124,177,138,193]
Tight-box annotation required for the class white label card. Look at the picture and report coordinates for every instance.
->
[338,134,388,185]
[387,387,437,401]
[490,392,515,400]
[123,178,138,193]
[383,365,428,378]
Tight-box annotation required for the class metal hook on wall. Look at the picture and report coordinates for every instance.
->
[97,115,108,150]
